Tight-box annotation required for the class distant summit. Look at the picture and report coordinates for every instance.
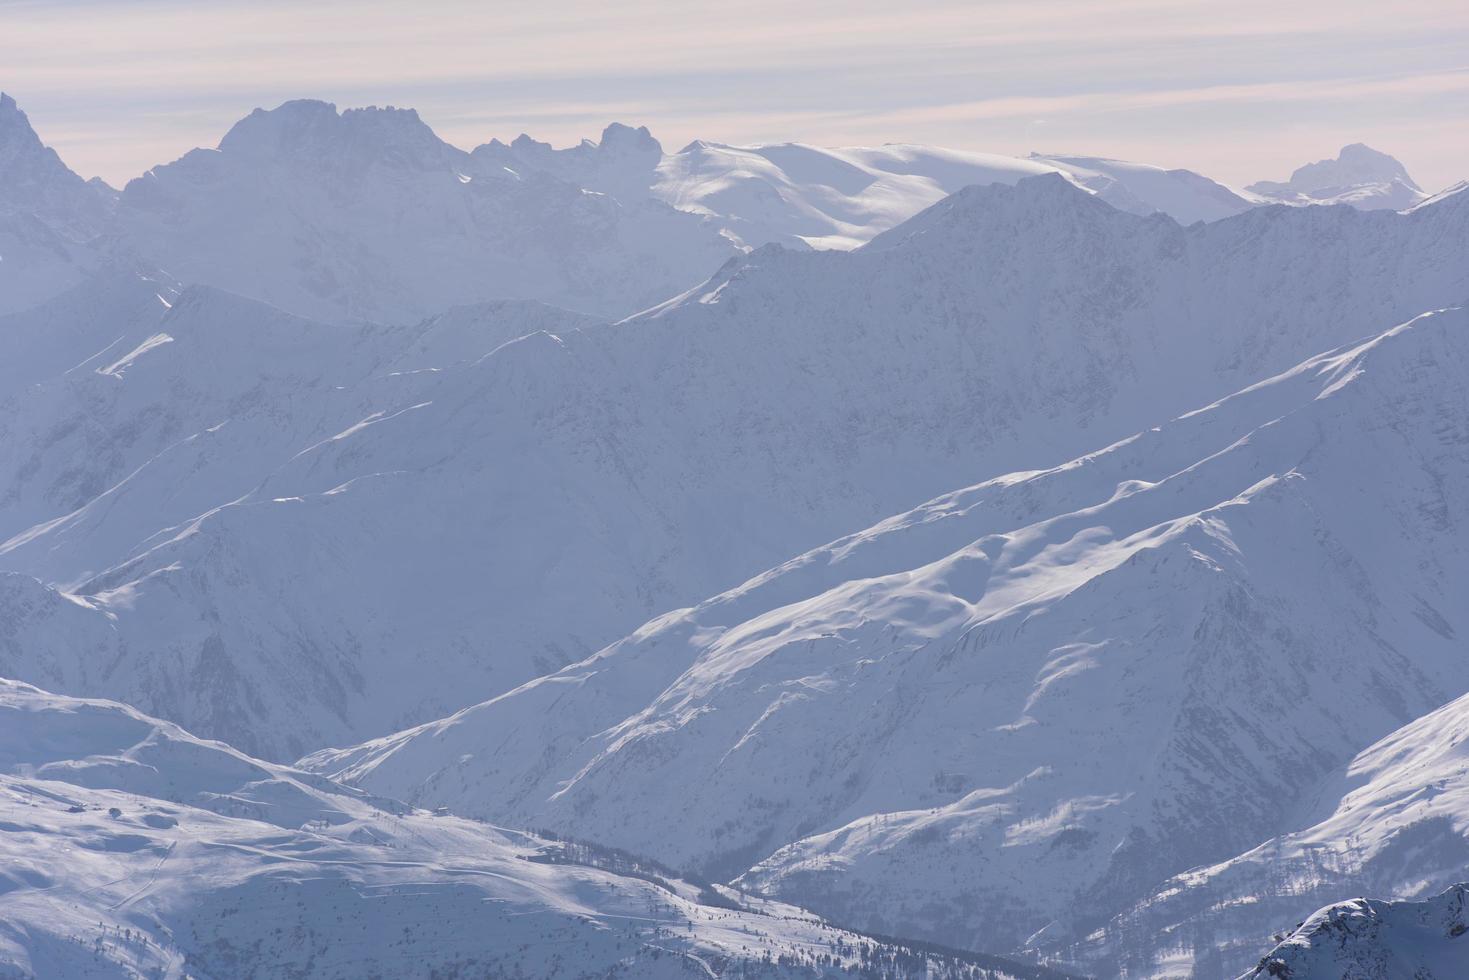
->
[471,121,664,201]
[110,100,735,323]
[0,93,118,314]
[1248,143,1427,210]
[215,99,454,173]
[1029,152,1255,224]
[0,91,113,234]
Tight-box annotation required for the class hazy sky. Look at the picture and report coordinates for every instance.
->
[3,0,1467,192]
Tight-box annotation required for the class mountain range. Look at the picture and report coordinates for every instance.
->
[0,93,1449,320]
[4,173,1465,763]
[1,92,1467,978]
[305,304,1469,977]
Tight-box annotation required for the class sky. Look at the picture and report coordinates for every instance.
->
[3,0,1467,193]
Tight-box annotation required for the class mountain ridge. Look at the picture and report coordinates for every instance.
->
[4,90,1469,979]
[1,171,1466,762]
[305,305,1469,975]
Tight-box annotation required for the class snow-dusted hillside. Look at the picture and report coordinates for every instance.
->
[0,678,1057,980]
[1054,688,1469,977]
[1238,885,1468,980]
[2,174,1466,764]
[1247,144,1429,211]
[308,307,1469,970]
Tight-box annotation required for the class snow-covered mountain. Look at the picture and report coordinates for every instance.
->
[473,121,669,209]
[4,95,1443,326]
[650,140,1062,248]
[1411,180,1469,213]
[1238,885,1468,980]
[5,90,1469,978]
[0,95,742,324]
[1247,144,1429,211]
[477,125,1257,249]
[1057,687,1469,977]
[1,174,1466,766]
[0,93,117,315]
[0,94,112,240]
[112,100,737,323]
[1027,153,1255,225]
[307,305,1469,972]
[0,282,606,759]
[0,677,1058,980]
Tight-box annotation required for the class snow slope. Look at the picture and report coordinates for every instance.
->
[1247,144,1430,211]
[1054,688,1469,977]
[308,306,1469,968]
[1238,885,1468,980]
[0,280,597,584]
[2,174,1467,764]
[0,678,1058,980]
[0,283,604,759]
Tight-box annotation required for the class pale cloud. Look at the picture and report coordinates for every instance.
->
[837,69,1469,128]
[2,0,1465,191]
